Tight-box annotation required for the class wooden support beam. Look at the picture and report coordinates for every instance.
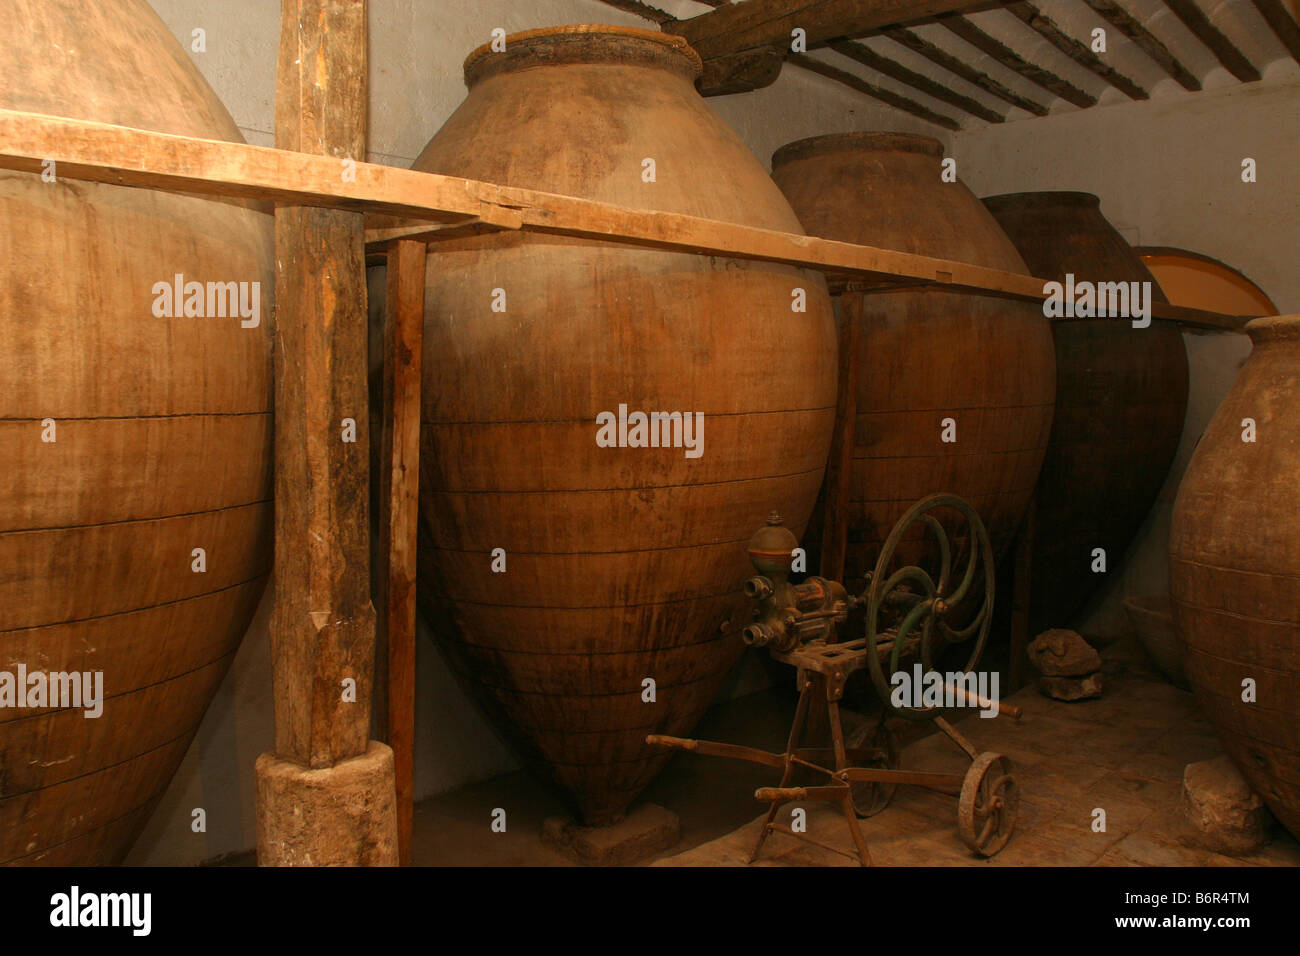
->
[1162,0,1262,81]
[666,0,1000,58]
[790,53,963,128]
[1007,1,1149,99]
[374,239,425,866]
[883,25,1051,115]
[1080,0,1202,90]
[940,13,1099,107]
[1252,0,1300,64]
[829,39,1006,121]
[664,0,1002,92]
[1007,496,1036,691]
[271,0,376,769]
[0,108,1257,332]
[594,0,675,24]
[818,299,862,582]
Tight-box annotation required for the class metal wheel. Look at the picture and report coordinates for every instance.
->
[958,752,1018,856]
[863,493,995,721]
[847,719,899,818]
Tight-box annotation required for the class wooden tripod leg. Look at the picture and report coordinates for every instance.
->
[840,792,873,867]
[749,676,814,863]
[828,693,872,866]
[828,697,850,771]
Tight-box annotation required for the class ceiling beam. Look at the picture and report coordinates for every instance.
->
[666,0,1003,57]
[1078,0,1201,90]
[595,0,675,24]
[601,0,981,122]
[829,39,1006,121]
[882,25,1050,115]
[1161,0,1261,81]
[1251,0,1300,64]
[790,53,962,128]
[662,0,1005,91]
[1007,2,1148,99]
[939,13,1098,107]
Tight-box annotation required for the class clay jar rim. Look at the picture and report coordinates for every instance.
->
[1246,313,1300,344]
[982,191,1103,212]
[771,132,944,170]
[463,25,703,89]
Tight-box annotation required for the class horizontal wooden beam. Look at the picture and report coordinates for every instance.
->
[789,53,962,128]
[940,14,1099,107]
[829,39,1006,121]
[1252,0,1300,64]
[664,0,1004,92]
[1007,2,1148,99]
[1080,0,1201,90]
[666,0,999,58]
[0,108,1253,333]
[594,0,674,25]
[882,25,1050,115]
[1162,0,1261,82]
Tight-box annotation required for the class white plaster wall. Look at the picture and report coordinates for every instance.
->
[127,0,1298,864]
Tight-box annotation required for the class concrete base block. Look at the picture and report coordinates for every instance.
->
[256,741,399,866]
[542,803,680,866]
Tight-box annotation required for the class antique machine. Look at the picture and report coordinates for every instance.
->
[648,494,1021,866]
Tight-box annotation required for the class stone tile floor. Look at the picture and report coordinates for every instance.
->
[658,657,1300,868]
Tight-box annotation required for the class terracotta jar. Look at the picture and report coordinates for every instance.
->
[771,133,1055,585]
[0,0,273,863]
[984,192,1188,635]
[1170,314,1300,838]
[410,26,837,825]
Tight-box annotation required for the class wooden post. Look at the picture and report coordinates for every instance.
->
[374,239,425,865]
[819,297,861,582]
[256,0,397,866]
[1008,496,1037,692]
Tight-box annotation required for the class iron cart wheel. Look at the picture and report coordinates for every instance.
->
[847,719,900,818]
[863,493,996,721]
[958,751,1018,856]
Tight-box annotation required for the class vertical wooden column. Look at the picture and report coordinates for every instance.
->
[373,239,425,865]
[257,0,397,866]
[271,0,372,769]
[819,296,861,582]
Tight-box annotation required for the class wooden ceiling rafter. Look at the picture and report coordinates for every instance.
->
[690,0,1007,122]
[595,0,676,23]
[663,0,1006,57]
[882,25,1052,115]
[938,13,1099,107]
[597,0,970,128]
[1079,0,1201,90]
[595,0,1280,127]
[1006,1,1149,99]
[1161,0,1262,81]
[789,52,963,127]
[1251,0,1300,64]
[828,38,1007,121]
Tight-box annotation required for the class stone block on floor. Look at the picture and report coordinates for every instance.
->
[542,803,680,866]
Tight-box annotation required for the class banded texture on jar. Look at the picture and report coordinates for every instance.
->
[0,0,273,864]
[984,191,1187,635]
[1170,315,1300,839]
[411,26,837,825]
